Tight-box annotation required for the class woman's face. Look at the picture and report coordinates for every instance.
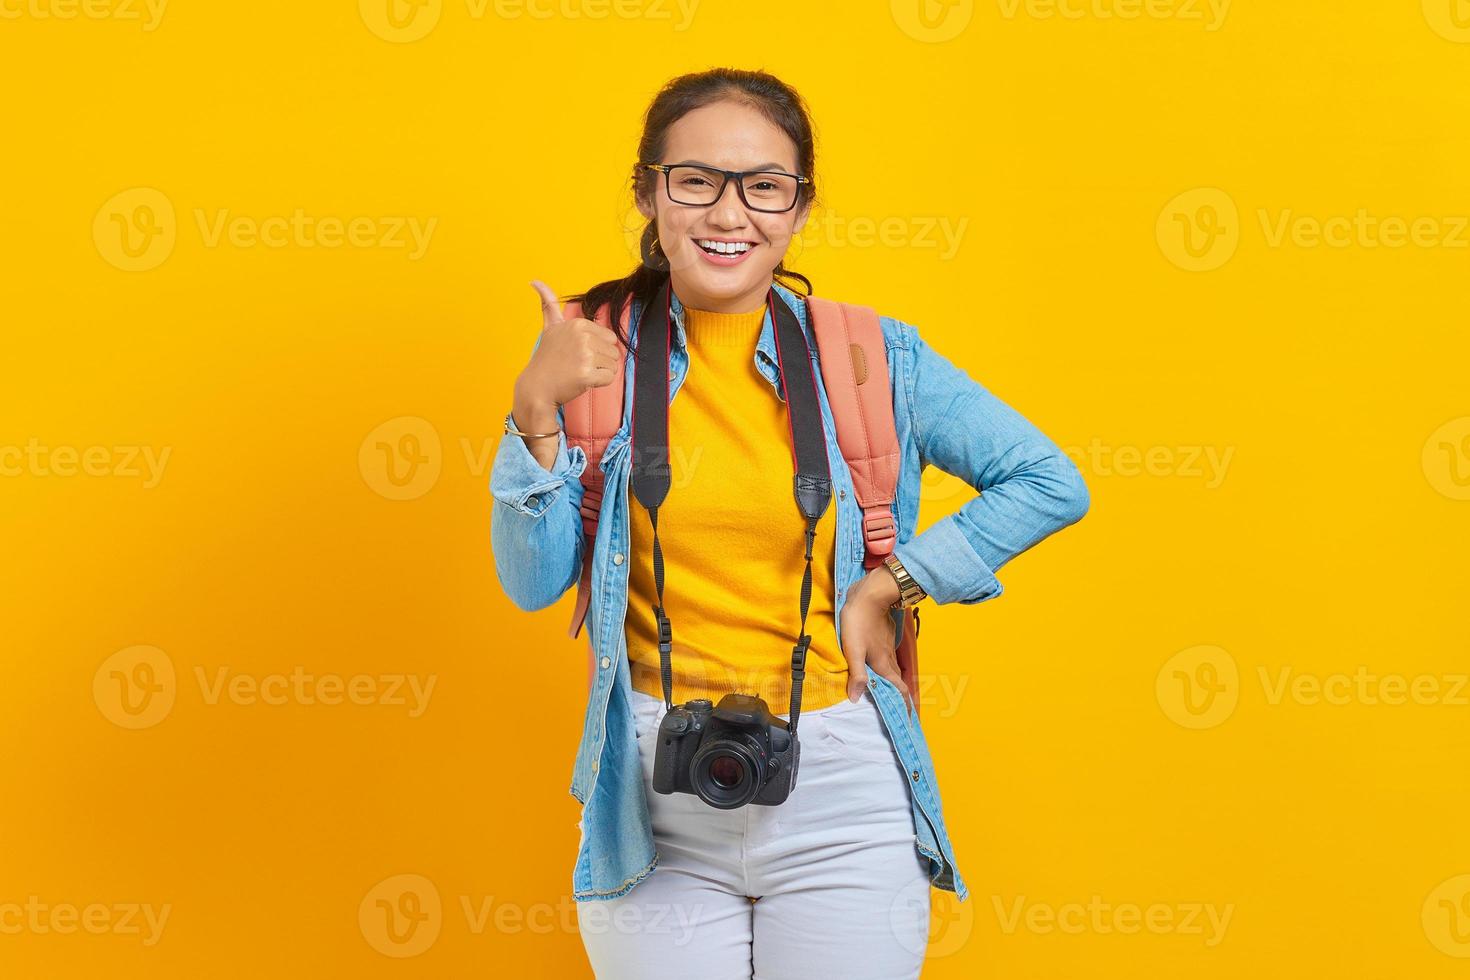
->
[636,99,810,314]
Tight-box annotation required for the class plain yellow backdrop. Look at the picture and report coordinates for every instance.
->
[3,0,1469,976]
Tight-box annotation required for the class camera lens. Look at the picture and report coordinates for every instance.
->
[689,742,762,809]
[708,755,743,788]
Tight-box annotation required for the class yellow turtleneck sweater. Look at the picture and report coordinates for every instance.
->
[624,303,849,712]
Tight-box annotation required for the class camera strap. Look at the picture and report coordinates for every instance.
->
[629,278,833,734]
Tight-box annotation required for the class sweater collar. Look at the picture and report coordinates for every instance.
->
[666,281,808,372]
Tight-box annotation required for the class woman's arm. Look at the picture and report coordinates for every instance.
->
[489,334,587,612]
[889,320,1090,605]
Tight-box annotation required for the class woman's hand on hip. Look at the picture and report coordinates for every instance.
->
[838,566,913,714]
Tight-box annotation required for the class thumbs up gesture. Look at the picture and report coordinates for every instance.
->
[515,280,624,410]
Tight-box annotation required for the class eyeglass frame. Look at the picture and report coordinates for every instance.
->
[641,163,811,214]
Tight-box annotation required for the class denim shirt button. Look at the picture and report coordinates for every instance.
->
[839,488,846,498]
[911,769,920,781]
[600,656,611,669]
[613,553,624,565]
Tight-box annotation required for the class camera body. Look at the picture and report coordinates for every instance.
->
[650,692,800,809]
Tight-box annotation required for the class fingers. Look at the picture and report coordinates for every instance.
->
[843,634,916,713]
[842,639,868,703]
[585,352,620,387]
[530,279,565,329]
[868,648,914,717]
[591,330,623,364]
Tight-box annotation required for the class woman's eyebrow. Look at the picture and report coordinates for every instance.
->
[674,159,794,173]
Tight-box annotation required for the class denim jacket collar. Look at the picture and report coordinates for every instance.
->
[662,280,808,403]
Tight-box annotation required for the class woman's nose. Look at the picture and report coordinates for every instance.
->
[708,180,749,229]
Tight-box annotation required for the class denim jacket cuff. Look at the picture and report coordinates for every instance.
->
[489,427,586,518]
[893,517,1004,606]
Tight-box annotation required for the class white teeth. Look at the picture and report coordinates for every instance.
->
[696,239,753,255]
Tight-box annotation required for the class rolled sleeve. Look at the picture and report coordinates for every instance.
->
[896,322,1090,605]
[489,404,589,612]
[893,516,1003,606]
[489,410,587,517]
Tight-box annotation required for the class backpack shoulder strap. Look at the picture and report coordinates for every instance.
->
[559,294,630,646]
[805,296,901,569]
[806,295,919,714]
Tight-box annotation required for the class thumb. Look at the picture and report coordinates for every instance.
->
[845,656,867,703]
[530,279,565,329]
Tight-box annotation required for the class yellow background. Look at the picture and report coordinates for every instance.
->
[3,0,1469,976]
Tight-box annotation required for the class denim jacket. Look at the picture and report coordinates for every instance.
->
[490,281,1090,903]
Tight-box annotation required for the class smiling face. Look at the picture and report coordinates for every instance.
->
[636,99,811,314]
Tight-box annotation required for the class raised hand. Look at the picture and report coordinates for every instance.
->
[516,280,623,410]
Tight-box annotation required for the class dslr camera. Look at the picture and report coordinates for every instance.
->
[650,692,800,809]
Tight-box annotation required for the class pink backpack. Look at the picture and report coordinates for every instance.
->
[554,290,921,713]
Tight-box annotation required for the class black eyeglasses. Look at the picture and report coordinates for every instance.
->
[643,163,810,214]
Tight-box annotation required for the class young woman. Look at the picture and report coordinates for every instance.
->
[491,68,1089,980]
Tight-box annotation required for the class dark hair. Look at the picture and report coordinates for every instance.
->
[566,68,818,351]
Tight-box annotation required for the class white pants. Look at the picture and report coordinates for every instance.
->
[577,688,931,980]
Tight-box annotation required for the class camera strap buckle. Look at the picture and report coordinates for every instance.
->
[654,605,675,708]
[790,634,811,677]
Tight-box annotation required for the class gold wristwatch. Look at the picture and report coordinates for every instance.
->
[882,553,926,609]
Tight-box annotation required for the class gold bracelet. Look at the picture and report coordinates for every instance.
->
[504,410,562,440]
